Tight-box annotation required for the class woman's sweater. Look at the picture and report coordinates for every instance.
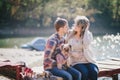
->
[67,30,96,66]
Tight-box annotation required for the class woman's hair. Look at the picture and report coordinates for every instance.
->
[74,16,89,37]
[74,16,89,29]
[54,17,68,31]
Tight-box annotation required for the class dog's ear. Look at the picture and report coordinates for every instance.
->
[69,45,72,49]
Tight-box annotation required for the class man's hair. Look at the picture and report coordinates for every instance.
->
[54,17,68,31]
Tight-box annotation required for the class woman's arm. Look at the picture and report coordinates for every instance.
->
[65,29,75,43]
[83,30,93,47]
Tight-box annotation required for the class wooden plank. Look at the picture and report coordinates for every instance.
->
[97,59,120,78]
[98,68,120,77]
[108,57,120,61]
[97,60,120,66]
[98,64,120,69]
[99,68,109,71]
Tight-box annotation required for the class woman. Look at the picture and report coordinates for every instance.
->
[43,17,81,80]
[66,16,99,80]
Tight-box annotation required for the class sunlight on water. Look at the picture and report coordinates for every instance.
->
[92,33,120,80]
[92,33,120,61]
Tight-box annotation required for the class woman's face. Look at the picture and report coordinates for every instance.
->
[73,24,82,34]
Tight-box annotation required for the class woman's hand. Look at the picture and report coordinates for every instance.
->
[71,52,81,59]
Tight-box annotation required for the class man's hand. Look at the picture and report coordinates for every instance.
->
[57,63,62,69]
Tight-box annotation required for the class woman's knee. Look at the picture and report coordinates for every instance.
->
[78,67,88,77]
[89,63,99,75]
[90,69,98,77]
[81,69,88,77]
[88,70,98,80]
[76,67,88,80]
[73,64,88,77]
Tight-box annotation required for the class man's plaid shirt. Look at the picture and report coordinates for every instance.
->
[43,33,65,70]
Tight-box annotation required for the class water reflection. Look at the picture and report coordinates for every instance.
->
[92,33,120,60]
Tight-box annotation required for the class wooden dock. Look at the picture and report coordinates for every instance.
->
[0,57,120,80]
[97,57,120,80]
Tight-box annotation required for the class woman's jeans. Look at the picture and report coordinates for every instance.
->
[47,67,81,80]
[73,63,99,80]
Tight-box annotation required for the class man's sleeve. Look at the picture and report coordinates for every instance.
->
[44,39,57,69]
[44,39,57,59]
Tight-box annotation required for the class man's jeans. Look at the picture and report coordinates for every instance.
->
[47,67,81,80]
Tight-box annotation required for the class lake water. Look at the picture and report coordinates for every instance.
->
[0,33,120,60]
[92,33,120,60]
[0,33,120,80]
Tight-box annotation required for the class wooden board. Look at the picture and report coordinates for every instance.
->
[97,59,120,77]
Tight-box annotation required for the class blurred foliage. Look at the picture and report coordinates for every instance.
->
[0,0,120,28]
[88,0,120,26]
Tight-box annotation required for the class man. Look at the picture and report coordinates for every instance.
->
[43,17,81,80]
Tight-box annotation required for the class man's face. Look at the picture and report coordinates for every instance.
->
[63,24,69,34]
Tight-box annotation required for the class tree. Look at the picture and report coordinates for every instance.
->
[0,0,12,23]
[115,0,120,22]
[88,0,120,27]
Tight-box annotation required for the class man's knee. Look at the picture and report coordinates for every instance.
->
[76,71,81,80]
[64,73,72,80]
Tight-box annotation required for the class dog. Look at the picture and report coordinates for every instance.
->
[60,43,72,69]
[61,43,71,54]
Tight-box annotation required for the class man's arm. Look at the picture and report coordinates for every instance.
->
[44,39,57,69]
[44,39,57,58]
